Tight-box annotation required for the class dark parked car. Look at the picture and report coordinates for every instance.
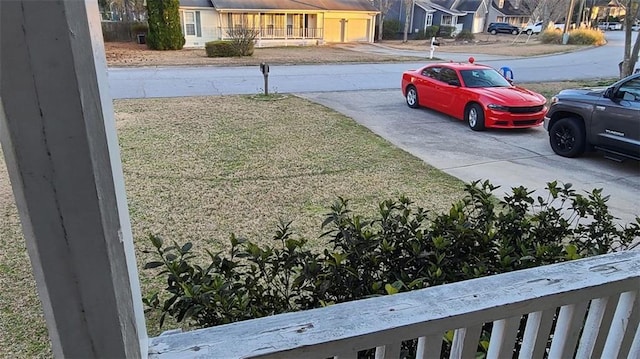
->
[544,73,640,161]
[487,22,520,35]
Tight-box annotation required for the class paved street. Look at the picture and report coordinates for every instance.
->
[108,31,635,99]
[108,31,640,224]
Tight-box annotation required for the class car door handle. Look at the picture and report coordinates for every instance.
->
[596,106,606,111]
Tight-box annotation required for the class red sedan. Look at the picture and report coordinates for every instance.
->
[401,62,547,130]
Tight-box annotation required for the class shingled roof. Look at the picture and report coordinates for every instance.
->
[492,0,527,15]
[455,0,483,12]
[180,0,214,7]
[415,0,483,14]
[208,0,378,11]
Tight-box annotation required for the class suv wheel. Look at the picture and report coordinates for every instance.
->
[490,29,497,35]
[549,117,586,157]
[511,29,518,35]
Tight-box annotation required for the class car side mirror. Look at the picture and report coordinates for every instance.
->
[603,87,615,99]
[447,79,461,86]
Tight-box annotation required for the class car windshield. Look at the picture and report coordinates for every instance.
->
[460,69,512,88]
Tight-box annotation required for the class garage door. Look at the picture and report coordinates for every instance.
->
[346,19,368,42]
[324,18,342,42]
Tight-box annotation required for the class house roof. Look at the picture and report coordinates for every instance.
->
[430,0,457,9]
[180,0,214,7]
[414,0,467,15]
[209,0,378,11]
[415,0,479,15]
[491,0,526,15]
[456,0,483,12]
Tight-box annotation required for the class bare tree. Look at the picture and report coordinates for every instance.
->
[226,27,260,56]
[518,0,570,27]
[620,0,640,77]
[403,0,413,42]
[371,0,393,41]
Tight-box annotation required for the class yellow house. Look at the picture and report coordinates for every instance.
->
[179,0,379,48]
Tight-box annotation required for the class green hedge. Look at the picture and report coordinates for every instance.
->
[144,180,639,330]
[437,25,456,38]
[383,19,401,39]
[414,25,439,40]
[205,41,238,57]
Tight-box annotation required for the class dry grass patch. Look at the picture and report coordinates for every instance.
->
[120,95,466,333]
[105,42,424,67]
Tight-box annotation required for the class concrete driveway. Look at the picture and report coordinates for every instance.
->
[299,90,640,224]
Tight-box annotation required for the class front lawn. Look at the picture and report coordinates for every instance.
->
[0,78,621,357]
[0,94,464,357]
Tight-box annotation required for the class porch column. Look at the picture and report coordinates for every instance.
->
[0,0,147,358]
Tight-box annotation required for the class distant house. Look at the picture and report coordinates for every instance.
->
[178,0,379,48]
[589,0,626,23]
[487,0,529,28]
[388,0,489,36]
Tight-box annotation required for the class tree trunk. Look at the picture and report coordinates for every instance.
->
[403,18,410,42]
[619,0,640,77]
[377,13,384,41]
[403,0,412,42]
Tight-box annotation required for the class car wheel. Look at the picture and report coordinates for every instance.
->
[511,29,519,35]
[526,29,533,35]
[405,85,419,109]
[549,117,586,157]
[466,104,485,131]
[490,29,497,35]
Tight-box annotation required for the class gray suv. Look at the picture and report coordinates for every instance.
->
[544,73,640,161]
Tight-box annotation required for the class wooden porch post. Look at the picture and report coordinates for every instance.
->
[0,0,147,357]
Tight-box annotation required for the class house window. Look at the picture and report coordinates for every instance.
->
[426,13,433,26]
[228,13,258,28]
[498,0,505,8]
[442,15,453,25]
[183,11,201,37]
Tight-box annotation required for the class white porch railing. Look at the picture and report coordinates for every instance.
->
[220,27,323,40]
[148,250,640,359]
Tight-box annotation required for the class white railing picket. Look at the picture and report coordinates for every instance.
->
[450,325,483,359]
[519,308,555,358]
[576,295,614,357]
[602,290,639,358]
[486,316,521,359]
[590,293,620,357]
[416,335,443,359]
[548,302,590,358]
[374,343,401,359]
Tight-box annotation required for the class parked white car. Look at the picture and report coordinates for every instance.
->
[598,22,623,30]
[522,21,565,34]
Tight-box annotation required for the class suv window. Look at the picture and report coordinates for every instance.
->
[618,78,640,103]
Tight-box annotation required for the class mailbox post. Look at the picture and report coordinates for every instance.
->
[260,62,269,95]
[429,37,439,59]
